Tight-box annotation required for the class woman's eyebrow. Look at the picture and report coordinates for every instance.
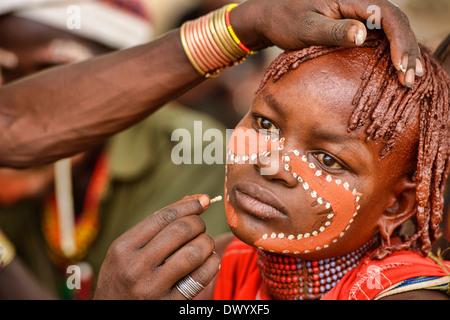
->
[263,94,289,118]
[309,127,362,144]
[310,127,373,172]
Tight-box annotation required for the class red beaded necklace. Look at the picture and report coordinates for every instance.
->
[257,240,373,300]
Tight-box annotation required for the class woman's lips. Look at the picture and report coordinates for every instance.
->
[233,183,287,220]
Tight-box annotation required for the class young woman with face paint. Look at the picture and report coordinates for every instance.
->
[90,2,440,301]
[212,31,450,300]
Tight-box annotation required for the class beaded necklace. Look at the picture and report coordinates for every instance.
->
[257,240,373,300]
[41,153,109,267]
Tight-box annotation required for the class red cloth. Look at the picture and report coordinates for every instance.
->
[213,237,450,300]
[213,237,268,300]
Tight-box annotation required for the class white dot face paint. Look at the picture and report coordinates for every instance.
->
[254,150,362,255]
[224,127,362,256]
[224,126,285,228]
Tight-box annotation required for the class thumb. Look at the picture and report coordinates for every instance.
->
[307,14,367,47]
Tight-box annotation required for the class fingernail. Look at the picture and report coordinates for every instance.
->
[199,195,210,208]
[415,58,424,76]
[212,250,221,270]
[400,54,408,73]
[405,68,415,88]
[354,29,365,46]
[398,62,406,73]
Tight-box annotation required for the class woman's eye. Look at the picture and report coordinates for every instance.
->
[315,153,343,170]
[255,117,278,132]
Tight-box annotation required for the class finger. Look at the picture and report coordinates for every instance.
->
[402,52,417,88]
[415,55,424,77]
[171,252,221,300]
[384,11,420,76]
[338,0,422,85]
[394,18,419,87]
[119,194,210,249]
[157,232,216,288]
[142,215,207,266]
[304,13,367,47]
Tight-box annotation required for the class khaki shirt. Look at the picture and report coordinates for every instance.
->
[0,103,229,297]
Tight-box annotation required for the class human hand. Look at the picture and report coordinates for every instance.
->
[93,194,220,300]
[232,0,421,87]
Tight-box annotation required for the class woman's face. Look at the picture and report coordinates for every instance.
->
[224,50,413,260]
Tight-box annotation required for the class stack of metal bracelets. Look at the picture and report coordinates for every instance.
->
[0,228,15,270]
[180,3,256,78]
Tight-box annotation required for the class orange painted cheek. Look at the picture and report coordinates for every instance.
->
[223,127,362,256]
[224,126,285,228]
[254,150,362,255]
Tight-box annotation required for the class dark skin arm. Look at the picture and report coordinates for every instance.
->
[0,29,200,167]
[0,0,421,168]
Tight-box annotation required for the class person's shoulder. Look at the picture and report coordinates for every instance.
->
[366,247,450,300]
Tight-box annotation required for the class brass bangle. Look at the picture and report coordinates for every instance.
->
[212,6,245,61]
[179,3,251,79]
[0,229,15,270]
[208,10,236,62]
[180,22,206,77]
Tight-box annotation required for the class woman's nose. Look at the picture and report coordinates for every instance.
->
[254,152,298,188]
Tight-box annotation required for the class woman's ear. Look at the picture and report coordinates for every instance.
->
[376,175,417,246]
